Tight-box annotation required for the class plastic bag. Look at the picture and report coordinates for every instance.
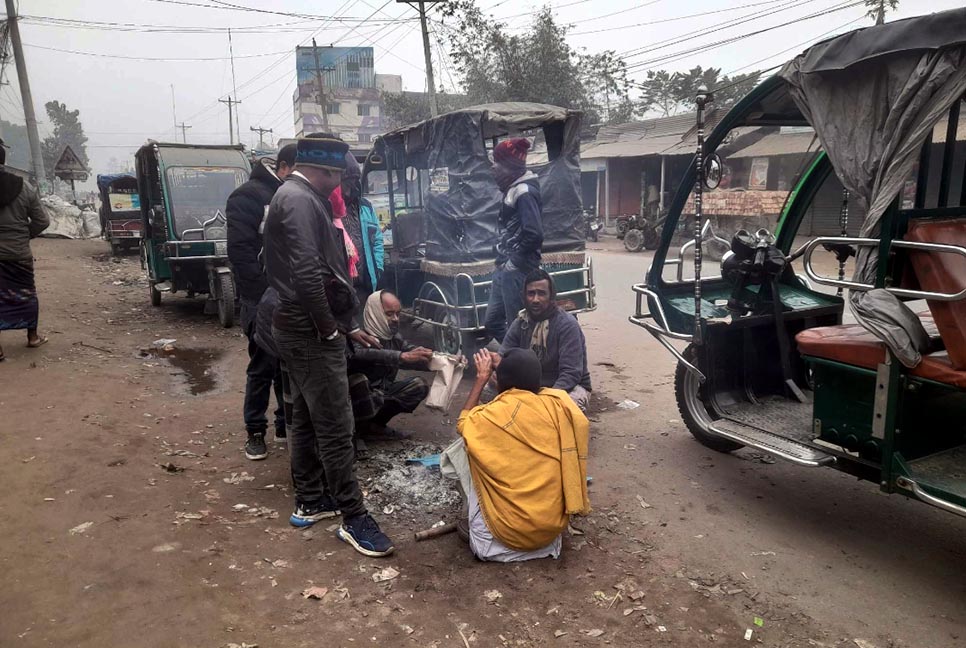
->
[425,353,467,412]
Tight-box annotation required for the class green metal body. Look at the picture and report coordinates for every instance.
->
[637,74,966,519]
[135,143,249,295]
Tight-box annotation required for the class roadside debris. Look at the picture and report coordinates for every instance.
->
[583,629,605,637]
[223,472,255,485]
[302,586,328,600]
[616,399,640,410]
[483,589,502,603]
[371,567,400,583]
[636,495,652,509]
[69,521,94,535]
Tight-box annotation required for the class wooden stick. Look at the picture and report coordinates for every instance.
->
[414,522,457,542]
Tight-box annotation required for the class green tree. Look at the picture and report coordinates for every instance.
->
[40,100,89,183]
[440,2,590,111]
[638,67,760,116]
[865,0,899,24]
[381,91,471,130]
[579,50,636,124]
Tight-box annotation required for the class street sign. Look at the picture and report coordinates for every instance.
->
[53,145,88,182]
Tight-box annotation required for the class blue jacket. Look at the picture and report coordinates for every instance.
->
[359,198,384,292]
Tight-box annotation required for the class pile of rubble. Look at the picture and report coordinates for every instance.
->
[40,194,101,239]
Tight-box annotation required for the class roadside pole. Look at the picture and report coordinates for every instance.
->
[311,39,330,131]
[219,96,240,145]
[5,0,46,185]
[397,1,443,117]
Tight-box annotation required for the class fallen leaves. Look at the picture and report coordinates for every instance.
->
[223,472,255,485]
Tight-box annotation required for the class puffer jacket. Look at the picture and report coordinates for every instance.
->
[263,173,358,339]
[0,172,49,261]
[226,158,282,307]
[494,171,543,272]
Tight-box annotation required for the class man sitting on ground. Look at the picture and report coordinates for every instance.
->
[349,290,434,439]
[497,269,592,410]
[441,348,590,562]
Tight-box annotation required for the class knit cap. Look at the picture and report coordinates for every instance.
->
[295,135,349,171]
[493,138,531,174]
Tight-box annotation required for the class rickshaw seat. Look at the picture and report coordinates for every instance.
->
[796,316,966,389]
[904,218,966,370]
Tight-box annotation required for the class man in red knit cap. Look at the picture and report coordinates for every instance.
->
[484,137,544,343]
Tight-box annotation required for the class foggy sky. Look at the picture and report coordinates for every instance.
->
[4,0,961,187]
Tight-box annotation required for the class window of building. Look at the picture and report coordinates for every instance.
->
[357,103,371,117]
[358,133,372,144]
[347,61,360,72]
[326,102,340,115]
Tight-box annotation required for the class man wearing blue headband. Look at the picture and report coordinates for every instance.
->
[263,133,394,557]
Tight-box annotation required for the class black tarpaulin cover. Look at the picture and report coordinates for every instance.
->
[382,103,584,263]
[780,8,966,367]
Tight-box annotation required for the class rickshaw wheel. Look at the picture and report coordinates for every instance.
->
[623,228,645,253]
[150,283,162,307]
[217,273,236,328]
[616,217,630,239]
[674,345,744,453]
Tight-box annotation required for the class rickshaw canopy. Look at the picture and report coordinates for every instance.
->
[778,7,966,367]
[372,102,584,263]
[96,173,136,193]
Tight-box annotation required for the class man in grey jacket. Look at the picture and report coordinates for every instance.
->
[496,269,592,410]
[262,133,394,557]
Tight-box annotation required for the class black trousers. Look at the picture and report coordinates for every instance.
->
[373,377,429,425]
[243,318,284,435]
[273,327,366,517]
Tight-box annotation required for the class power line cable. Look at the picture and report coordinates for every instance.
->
[21,42,291,61]
[571,0,786,36]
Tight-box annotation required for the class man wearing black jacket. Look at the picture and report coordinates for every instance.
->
[484,138,544,343]
[263,133,394,557]
[227,144,296,461]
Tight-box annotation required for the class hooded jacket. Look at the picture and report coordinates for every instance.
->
[226,158,282,307]
[0,172,49,261]
[263,173,358,339]
[494,172,543,272]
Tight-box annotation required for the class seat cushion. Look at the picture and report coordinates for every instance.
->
[796,318,966,389]
[905,218,966,370]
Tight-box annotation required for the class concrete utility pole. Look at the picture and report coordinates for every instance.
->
[219,96,241,145]
[177,122,191,143]
[311,38,331,131]
[397,1,443,116]
[250,126,272,150]
[4,0,46,184]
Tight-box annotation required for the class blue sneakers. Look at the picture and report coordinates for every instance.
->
[337,513,395,557]
[289,496,340,528]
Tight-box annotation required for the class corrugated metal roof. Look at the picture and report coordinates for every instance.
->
[583,135,686,159]
[729,131,819,158]
[585,109,725,159]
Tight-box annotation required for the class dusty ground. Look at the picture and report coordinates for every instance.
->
[1,237,963,648]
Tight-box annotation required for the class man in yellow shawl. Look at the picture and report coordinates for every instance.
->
[440,347,590,562]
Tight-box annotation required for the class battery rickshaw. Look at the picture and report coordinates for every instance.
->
[96,173,142,256]
[362,102,596,355]
[630,9,966,519]
[135,142,249,328]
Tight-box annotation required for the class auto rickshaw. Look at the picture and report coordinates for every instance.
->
[630,9,966,519]
[362,102,596,355]
[135,142,250,327]
[96,173,142,256]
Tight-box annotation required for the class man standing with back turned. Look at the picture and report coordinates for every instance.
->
[227,144,296,461]
[263,133,394,557]
[484,138,543,343]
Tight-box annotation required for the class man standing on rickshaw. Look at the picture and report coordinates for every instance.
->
[484,138,544,343]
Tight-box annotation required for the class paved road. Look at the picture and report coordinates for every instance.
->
[580,238,966,647]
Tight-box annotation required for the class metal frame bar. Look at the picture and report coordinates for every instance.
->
[938,100,960,208]
[410,262,598,334]
[628,283,705,381]
[803,237,966,301]
[896,476,966,518]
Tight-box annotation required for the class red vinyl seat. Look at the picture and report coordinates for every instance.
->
[796,316,966,389]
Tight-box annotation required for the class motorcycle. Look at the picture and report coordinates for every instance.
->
[584,209,602,242]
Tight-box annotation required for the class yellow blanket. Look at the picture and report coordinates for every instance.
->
[458,387,591,551]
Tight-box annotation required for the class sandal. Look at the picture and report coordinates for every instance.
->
[27,336,48,348]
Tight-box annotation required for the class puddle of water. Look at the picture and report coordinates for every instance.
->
[139,346,223,395]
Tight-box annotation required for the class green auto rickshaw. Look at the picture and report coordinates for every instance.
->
[135,142,250,327]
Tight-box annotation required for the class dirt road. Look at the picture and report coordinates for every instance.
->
[1,238,963,647]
